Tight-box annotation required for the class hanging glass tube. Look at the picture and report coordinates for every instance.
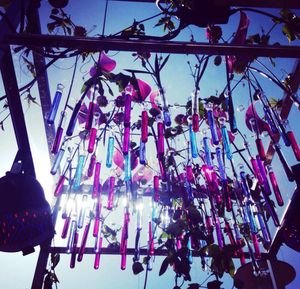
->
[153,175,160,202]
[73,153,86,190]
[233,222,246,265]
[250,157,264,185]
[239,164,250,198]
[78,195,88,229]
[224,219,236,245]
[93,199,102,237]
[148,220,154,255]
[123,126,130,155]
[157,120,164,158]
[213,213,224,248]
[47,83,64,124]
[124,93,132,126]
[187,237,193,264]
[106,135,115,168]
[51,140,68,175]
[219,117,232,160]
[92,162,101,198]
[189,125,198,158]
[87,154,96,178]
[61,216,71,239]
[77,221,91,262]
[139,140,146,165]
[216,147,226,181]
[54,175,66,197]
[124,152,131,181]
[88,112,100,153]
[85,101,95,131]
[256,207,271,244]
[94,233,103,269]
[256,156,272,196]
[107,176,115,210]
[67,220,77,254]
[251,232,261,259]
[66,99,82,136]
[186,165,193,182]
[192,90,200,132]
[70,228,79,268]
[284,120,300,161]
[267,165,284,207]
[203,136,212,166]
[51,111,67,154]
[120,209,130,270]
[141,110,148,143]
[205,102,219,145]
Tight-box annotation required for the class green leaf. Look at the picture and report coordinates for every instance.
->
[159,257,170,276]
[160,54,170,71]
[282,24,296,42]
[228,259,235,277]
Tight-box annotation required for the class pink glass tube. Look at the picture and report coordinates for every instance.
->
[92,162,101,198]
[186,165,194,182]
[88,127,97,153]
[120,212,130,254]
[153,175,160,202]
[121,250,127,270]
[141,110,148,143]
[255,138,266,161]
[124,94,132,126]
[148,221,155,255]
[250,157,264,185]
[61,216,71,239]
[268,170,284,207]
[192,113,199,132]
[251,233,261,259]
[51,127,63,154]
[288,131,300,161]
[70,230,78,268]
[93,217,100,237]
[157,122,164,157]
[85,101,95,130]
[54,175,66,197]
[123,126,130,155]
[107,176,115,210]
[256,156,272,196]
[94,237,103,269]
[176,238,182,250]
[77,222,90,262]
[158,159,166,181]
[237,238,246,265]
[87,154,96,178]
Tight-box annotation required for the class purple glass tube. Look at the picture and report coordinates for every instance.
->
[85,101,95,131]
[124,93,132,126]
[256,156,272,196]
[207,110,219,145]
[107,176,115,210]
[54,175,66,197]
[87,154,96,178]
[88,127,97,153]
[123,126,130,155]
[288,131,300,161]
[77,222,91,262]
[205,215,214,243]
[70,229,79,268]
[141,110,148,143]
[222,180,232,212]
[267,166,284,207]
[225,220,235,245]
[51,127,63,154]
[251,233,261,259]
[61,216,71,239]
[215,215,224,248]
[93,201,102,237]
[157,122,164,157]
[94,236,103,269]
[192,113,199,132]
[92,162,101,198]
[255,138,266,161]
[153,175,160,202]
[250,157,264,185]
[148,221,155,255]
[139,140,146,165]
[186,165,194,182]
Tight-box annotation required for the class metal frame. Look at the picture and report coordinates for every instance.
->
[0,1,299,289]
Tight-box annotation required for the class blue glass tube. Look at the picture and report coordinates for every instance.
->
[187,237,193,264]
[163,108,171,127]
[73,154,86,190]
[246,203,257,234]
[124,152,131,181]
[189,125,198,158]
[207,110,219,145]
[257,210,271,244]
[106,136,114,168]
[203,137,212,166]
[47,84,63,124]
[240,171,250,198]
[216,147,226,181]
[50,146,65,175]
[221,126,232,160]
[139,140,146,165]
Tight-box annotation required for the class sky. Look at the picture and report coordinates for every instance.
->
[0,1,300,289]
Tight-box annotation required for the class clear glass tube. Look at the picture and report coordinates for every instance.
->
[106,136,115,168]
[189,125,198,158]
[67,220,77,254]
[47,83,64,124]
[50,142,66,175]
[93,199,102,236]
[70,228,79,268]
[107,176,115,210]
[141,110,148,143]
[139,140,146,165]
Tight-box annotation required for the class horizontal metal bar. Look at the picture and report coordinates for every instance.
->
[49,246,261,259]
[5,33,300,58]
[110,0,300,9]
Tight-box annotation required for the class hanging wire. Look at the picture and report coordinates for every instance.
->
[102,0,109,36]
